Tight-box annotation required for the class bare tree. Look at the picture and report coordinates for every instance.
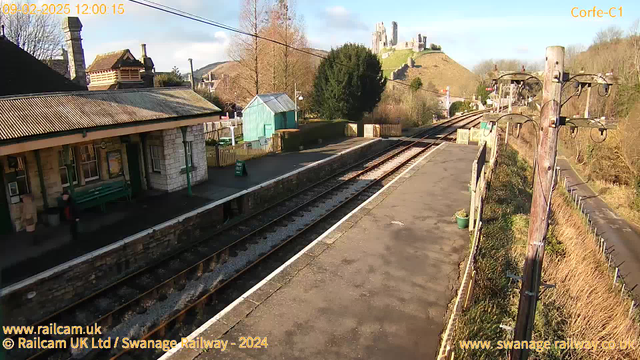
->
[593,25,623,45]
[564,44,586,70]
[260,0,311,97]
[0,0,63,59]
[228,0,266,99]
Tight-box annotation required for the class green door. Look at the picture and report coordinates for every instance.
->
[126,144,143,197]
[0,165,13,234]
[264,123,274,138]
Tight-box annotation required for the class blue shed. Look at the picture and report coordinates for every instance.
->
[242,93,298,142]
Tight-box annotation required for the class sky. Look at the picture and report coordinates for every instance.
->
[30,0,640,73]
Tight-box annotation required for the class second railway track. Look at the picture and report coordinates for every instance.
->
[4,111,484,360]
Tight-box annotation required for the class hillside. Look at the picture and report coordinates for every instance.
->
[381,51,480,99]
[193,61,229,79]
[197,47,328,81]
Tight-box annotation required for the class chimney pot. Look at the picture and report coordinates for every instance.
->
[141,43,147,57]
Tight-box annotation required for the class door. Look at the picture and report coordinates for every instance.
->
[126,144,143,197]
[0,165,13,234]
[264,123,274,138]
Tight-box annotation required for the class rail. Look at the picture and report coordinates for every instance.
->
[109,112,485,360]
[8,112,484,360]
[437,124,499,360]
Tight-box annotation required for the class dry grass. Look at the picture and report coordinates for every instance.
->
[364,87,440,127]
[593,179,640,227]
[560,152,640,227]
[507,131,640,359]
[542,194,640,359]
[454,130,640,358]
[405,52,479,98]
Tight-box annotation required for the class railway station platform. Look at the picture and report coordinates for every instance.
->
[164,142,478,360]
[0,137,375,288]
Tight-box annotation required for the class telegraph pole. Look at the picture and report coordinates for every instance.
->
[511,46,564,360]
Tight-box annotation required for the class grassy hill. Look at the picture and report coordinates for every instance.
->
[193,61,229,79]
[381,50,479,98]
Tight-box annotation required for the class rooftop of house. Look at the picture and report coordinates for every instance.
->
[0,88,221,142]
[248,93,297,114]
[86,49,145,73]
[0,35,86,96]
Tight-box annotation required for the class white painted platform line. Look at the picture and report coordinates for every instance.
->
[159,142,448,360]
[0,139,379,297]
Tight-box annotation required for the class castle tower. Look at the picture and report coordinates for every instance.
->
[391,21,398,46]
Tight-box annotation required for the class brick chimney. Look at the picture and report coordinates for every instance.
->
[62,17,86,87]
[139,43,155,87]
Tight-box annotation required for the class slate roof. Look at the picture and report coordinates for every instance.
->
[86,49,144,72]
[0,88,221,142]
[0,35,86,96]
[248,93,297,114]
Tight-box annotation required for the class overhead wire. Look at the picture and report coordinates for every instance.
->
[128,0,472,100]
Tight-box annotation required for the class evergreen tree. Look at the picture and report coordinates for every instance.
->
[312,44,386,120]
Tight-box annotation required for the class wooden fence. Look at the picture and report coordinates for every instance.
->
[437,126,499,359]
[206,137,274,167]
[361,123,402,138]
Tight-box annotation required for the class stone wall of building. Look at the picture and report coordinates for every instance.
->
[145,125,207,192]
[1,136,140,231]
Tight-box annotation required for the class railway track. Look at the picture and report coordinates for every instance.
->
[3,111,484,360]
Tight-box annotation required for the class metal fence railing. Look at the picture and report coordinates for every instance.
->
[438,126,499,359]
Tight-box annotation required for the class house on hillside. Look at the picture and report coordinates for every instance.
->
[0,17,220,235]
[86,45,155,90]
[242,93,298,142]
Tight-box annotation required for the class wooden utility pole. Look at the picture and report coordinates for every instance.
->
[511,46,564,360]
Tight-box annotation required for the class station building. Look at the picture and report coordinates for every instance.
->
[0,19,221,235]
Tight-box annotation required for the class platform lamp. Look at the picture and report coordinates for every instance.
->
[294,83,303,126]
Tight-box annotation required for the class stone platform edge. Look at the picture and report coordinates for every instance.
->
[0,138,381,297]
[160,142,449,360]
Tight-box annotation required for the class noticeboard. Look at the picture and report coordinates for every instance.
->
[235,160,248,177]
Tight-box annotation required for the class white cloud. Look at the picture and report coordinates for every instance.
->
[326,6,349,17]
[320,5,368,31]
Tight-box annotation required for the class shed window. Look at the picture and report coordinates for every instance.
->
[150,145,163,173]
[79,145,99,181]
[59,149,78,187]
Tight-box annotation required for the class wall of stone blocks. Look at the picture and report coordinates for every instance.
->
[1,139,393,325]
[146,125,207,193]
[1,136,137,231]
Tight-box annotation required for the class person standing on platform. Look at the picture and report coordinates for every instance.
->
[61,190,80,243]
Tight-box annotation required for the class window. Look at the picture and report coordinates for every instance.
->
[59,149,78,187]
[79,145,99,181]
[181,142,193,169]
[5,156,29,197]
[150,145,163,173]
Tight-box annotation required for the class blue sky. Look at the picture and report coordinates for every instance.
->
[38,0,640,72]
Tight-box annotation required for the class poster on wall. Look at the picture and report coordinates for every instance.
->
[107,150,123,178]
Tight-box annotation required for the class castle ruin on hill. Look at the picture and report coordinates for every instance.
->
[371,21,426,54]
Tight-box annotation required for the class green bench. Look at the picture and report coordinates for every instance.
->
[59,180,132,212]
